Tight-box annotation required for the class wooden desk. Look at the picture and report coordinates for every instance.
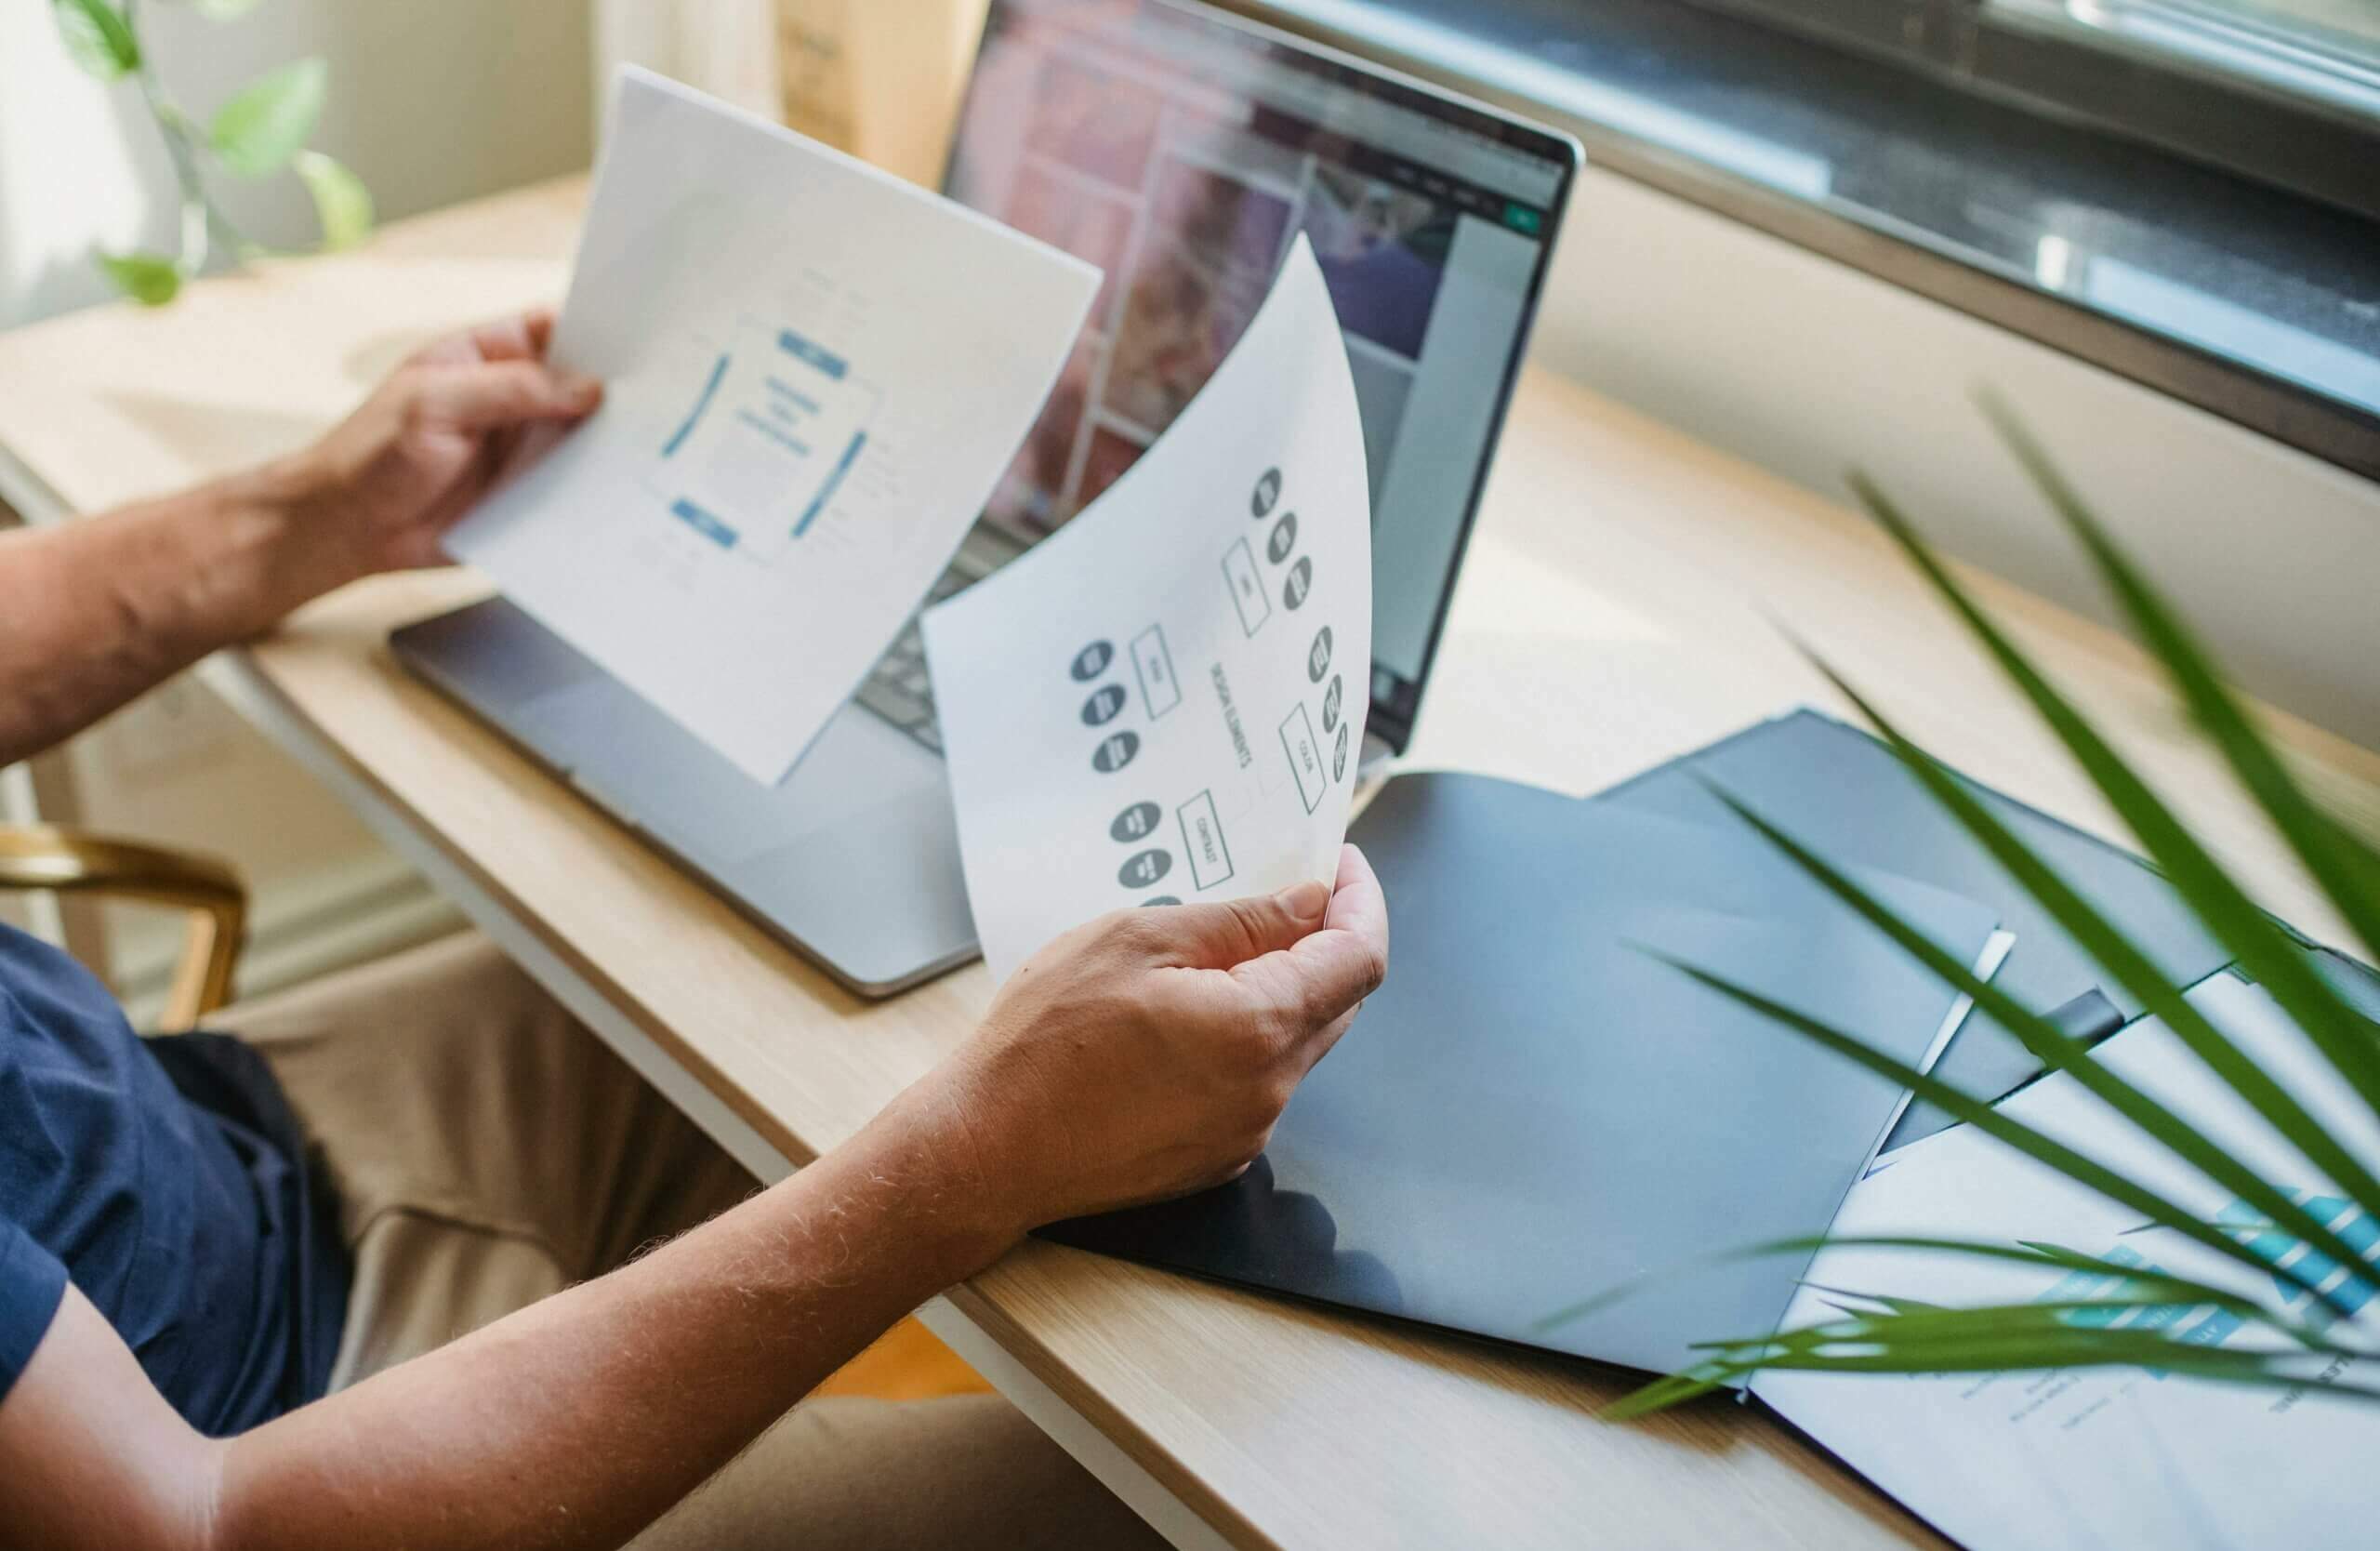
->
[5,177,2375,1550]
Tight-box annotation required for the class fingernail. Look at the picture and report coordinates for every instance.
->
[564,374,603,407]
[1276,879,1329,921]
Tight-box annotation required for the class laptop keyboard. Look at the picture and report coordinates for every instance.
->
[853,565,970,753]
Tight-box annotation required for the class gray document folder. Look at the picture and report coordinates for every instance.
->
[1596,709,2229,1145]
[1042,772,2002,1376]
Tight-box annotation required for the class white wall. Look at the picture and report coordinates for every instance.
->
[1535,168,2380,749]
[0,0,591,327]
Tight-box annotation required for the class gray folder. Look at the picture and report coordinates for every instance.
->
[1596,709,2229,1146]
[1043,771,2002,1377]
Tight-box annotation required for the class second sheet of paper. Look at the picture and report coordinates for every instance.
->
[927,237,1372,982]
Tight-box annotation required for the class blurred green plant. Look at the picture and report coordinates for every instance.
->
[51,0,373,306]
[1556,397,2380,1417]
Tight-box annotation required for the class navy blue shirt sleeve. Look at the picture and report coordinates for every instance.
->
[2,921,348,1432]
[0,1215,69,1404]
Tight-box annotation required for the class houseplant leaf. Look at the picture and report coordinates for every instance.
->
[1979,391,2380,963]
[210,56,327,178]
[1550,1234,2298,1339]
[1788,652,2380,1208]
[1848,470,2380,1132]
[1705,753,2380,1291]
[1610,423,2380,1414]
[50,0,140,79]
[1648,957,2353,1313]
[294,150,372,249]
[97,251,182,306]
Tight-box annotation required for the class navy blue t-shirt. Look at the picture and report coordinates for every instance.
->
[0,923,347,1433]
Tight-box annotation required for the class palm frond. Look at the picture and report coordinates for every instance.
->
[1541,1234,2285,1338]
[1978,391,2380,964]
[1849,471,2380,1132]
[1704,776,2380,1306]
[1604,1296,2380,1420]
[1738,1235,2293,1331]
[1608,416,2380,1416]
[1652,956,2353,1314]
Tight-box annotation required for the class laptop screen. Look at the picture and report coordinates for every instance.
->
[943,0,1577,744]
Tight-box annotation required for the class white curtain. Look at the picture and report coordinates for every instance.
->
[592,0,785,128]
[589,0,988,186]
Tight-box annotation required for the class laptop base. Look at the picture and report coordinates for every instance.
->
[392,596,978,999]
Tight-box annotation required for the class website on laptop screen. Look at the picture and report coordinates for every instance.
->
[945,0,1571,728]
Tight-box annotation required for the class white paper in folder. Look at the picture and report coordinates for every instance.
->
[1752,971,2380,1551]
[925,238,1371,983]
[446,68,1097,784]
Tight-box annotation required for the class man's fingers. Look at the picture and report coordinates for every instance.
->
[1231,845,1388,1060]
[465,309,557,365]
[1280,916,1389,1037]
[1152,878,1331,970]
[404,310,555,369]
[419,360,602,431]
[1324,843,1385,954]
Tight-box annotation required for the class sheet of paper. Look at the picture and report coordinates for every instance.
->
[447,68,1098,783]
[924,237,1369,982]
[1754,971,2380,1551]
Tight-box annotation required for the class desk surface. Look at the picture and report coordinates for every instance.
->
[6,177,2377,1550]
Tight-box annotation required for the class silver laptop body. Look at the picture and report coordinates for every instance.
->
[392,0,1580,997]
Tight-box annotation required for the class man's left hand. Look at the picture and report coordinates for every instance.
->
[283,310,602,591]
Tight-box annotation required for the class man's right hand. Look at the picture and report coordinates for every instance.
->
[913,843,1388,1239]
[0,853,1381,1551]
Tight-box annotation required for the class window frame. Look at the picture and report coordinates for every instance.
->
[1680,0,2380,223]
[1220,0,2379,481]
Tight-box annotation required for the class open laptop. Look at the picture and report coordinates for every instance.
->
[392,0,1581,997]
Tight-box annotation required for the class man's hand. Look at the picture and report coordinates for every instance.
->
[0,846,1387,1551]
[907,843,1390,1239]
[0,311,601,766]
[280,310,601,594]
[0,850,1382,1551]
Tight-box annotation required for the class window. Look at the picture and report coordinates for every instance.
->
[2010,0,2380,118]
[1245,0,2378,474]
[1686,0,2380,220]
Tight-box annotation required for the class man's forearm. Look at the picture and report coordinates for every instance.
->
[211,1081,1014,1551]
[0,461,333,764]
[0,311,607,767]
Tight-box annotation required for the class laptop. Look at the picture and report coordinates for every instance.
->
[392,0,1582,997]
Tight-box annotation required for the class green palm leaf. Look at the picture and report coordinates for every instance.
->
[1848,471,2380,1131]
[1609,415,2380,1416]
[1649,957,2354,1315]
[1608,1297,2378,1420]
[1542,1236,2285,1338]
[1696,1298,2364,1360]
[1704,775,2380,1303]
[1979,392,2380,963]
[1606,1330,2376,1420]
[1739,1236,2289,1329]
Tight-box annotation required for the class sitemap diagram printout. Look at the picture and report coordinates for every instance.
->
[926,239,1370,983]
[447,69,1098,784]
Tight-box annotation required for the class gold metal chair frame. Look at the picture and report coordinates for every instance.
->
[0,824,245,1032]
